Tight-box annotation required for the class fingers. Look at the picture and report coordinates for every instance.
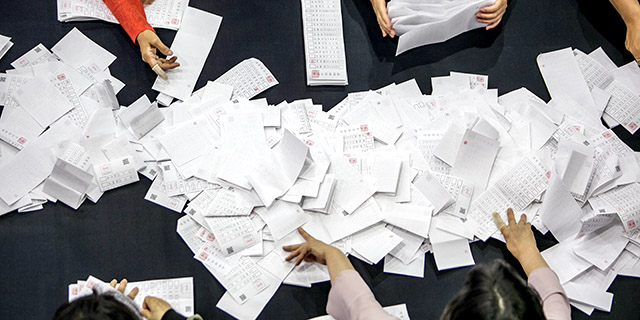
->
[282,244,300,252]
[110,279,117,288]
[518,213,527,227]
[506,208,517,226]
[157,57,180,70]
[152,38,173,56]
[127,287,139,300]
[117,279,128,293]
[485,18,503,30]
[140,309,151,318]
[492,211,507,232]
[298,227,312,240]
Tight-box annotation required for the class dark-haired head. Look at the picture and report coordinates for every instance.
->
[52,292,139,320]
[440,259,545,320]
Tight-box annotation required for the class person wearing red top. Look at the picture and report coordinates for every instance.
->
[102,0,179,75]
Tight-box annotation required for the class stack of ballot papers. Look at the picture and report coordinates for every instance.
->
[57,0,190,30]
[0,34,13,61]
[68,276,195,317]
[1,20,640,318]
[301,0,349,86]
[388,0,494,55]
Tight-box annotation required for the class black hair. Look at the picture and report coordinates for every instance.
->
[440,259,546,320]
[52,292,139,320]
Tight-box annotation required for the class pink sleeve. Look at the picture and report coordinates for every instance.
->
[326,270,398,320]
[102,0,154,44]
[528,267,571,320]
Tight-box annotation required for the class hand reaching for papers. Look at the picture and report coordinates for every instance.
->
[109,278,173,320]
[283,228,355,284]
[493,208,549,276]
[136,30,180,73]
[141,296,173,320]
[109,278,139,300]
[370,0,396,38]
[476,0,508,30]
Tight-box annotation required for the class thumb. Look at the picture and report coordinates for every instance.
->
[152,39,173,56]
[140,309,151,319]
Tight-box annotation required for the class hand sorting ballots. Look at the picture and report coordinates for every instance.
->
[369,0,508,38]
[136,29,179,80]
[492,208,550,276]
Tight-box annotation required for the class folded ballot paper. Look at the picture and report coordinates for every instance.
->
[388,0,495,55]
[0,34,13,61]
[57,0,189,30]
[1,19,640,319]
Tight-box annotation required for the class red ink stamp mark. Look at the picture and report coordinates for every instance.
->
[266,76,275,83]
[360,124,369,132]
[463,141,468,145]
[349,158,357,164]
[57,74,66,81]
[17,137,26,145]
[627,220,636,229]
[199,252,209,260]
[603,132,612,139]
[630,122,638,130]
[311,70,319,78]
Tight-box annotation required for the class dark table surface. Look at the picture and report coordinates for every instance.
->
[1,0,639,319]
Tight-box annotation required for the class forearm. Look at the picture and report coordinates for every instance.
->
[102,0,154,43]
[610,0,640,25]
[326,249,355,284]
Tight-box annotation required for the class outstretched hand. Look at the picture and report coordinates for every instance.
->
[283,228,338,266]
[370,0,396,38]
[493,208,549,276]
[136,30,180,72]
[477,0,508,30]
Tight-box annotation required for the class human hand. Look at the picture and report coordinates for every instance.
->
[477,0,507,30]
[109,278,139,300]
[141,0,155,5]
[493,208,549,276]
[136,30,180,72]
[283,228,340,266]
[140,296,172,320]
[370,0,395,38]
[625,21,640,64]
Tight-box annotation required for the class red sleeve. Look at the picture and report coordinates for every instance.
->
[102,0,154,44]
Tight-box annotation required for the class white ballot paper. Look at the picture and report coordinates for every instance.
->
[57,0,189,31]
[214,58,279,99]
[125,277,195,316]
[43,158,93,209]
[0,34,13,60]
[352,224,403,264]
[413,171,454,214]
[14,77,75,127]
[391,0,494,55]
[247,130,309,207]
[468,156,549,240]
[153,7,222,101]
[52,28,116,70]
[430,216,475,270]
[301,0,348,86]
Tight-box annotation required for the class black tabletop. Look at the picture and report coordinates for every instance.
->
[1,0,639,319]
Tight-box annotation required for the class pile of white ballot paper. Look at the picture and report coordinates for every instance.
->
[388,0,495,55]
[0,34,13,61]
[2,7,640,318]
[57,0,190,30]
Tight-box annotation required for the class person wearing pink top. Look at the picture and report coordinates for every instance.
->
[101,0,179,76]
[284,207,571,320]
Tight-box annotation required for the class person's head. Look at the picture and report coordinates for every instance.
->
[440,259,545,320]
[52,293,138,320]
